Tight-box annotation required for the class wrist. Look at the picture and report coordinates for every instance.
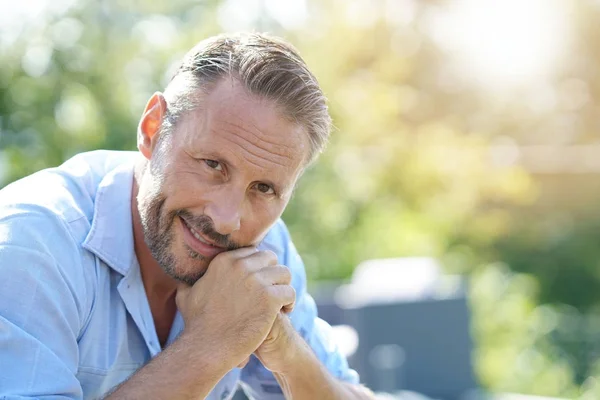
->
[274,327,312,376]
[270,334,345,399]
[177,329,234,379]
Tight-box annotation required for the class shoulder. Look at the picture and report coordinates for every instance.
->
[0,150,137,238]
[0,150,136,322]
[260,219,300,264]
[260,219,305,279]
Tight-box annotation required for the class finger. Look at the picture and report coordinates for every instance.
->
[243,250,279,268]
[175,283,191,309]
[236,356,250,369]
[223,246,259,259]
[238,249,279,272]
[282,302,295,314]
[256,265,292,286]
[269,312,293,337]
[267,284,296,312]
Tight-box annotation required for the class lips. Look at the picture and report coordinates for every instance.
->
[179,216,226,259]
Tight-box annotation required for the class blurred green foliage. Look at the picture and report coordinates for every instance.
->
[2,0,600,397]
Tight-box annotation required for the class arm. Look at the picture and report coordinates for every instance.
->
[104,329,231,399]
[265,315,375,400]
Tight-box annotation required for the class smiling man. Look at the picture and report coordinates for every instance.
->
[0,33,374,399]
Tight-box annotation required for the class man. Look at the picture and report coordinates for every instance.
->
[0,33,374,399]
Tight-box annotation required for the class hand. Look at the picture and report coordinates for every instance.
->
[254,312,300,374]
[176,248,296,370]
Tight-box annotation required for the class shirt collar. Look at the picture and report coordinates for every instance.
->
[82,160,137,276]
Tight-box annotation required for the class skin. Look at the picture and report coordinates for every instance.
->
[107,77,374,399]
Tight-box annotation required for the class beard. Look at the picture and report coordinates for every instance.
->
[138,182,241,286]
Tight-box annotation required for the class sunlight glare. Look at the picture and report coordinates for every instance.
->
[429,0,570,88]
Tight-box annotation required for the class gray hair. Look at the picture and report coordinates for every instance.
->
[162,32,332,165]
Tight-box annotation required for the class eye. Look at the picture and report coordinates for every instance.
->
[255,183,275,195]
[204,159,223,172]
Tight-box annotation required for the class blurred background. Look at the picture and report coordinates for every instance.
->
[2,0,600,399]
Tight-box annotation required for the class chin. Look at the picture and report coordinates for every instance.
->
[165,266,205,286]
[176,258,211,285]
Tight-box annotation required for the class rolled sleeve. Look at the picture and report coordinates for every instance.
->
[241,220,359,399]
[0,209,85,399]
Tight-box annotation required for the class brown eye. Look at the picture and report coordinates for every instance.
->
[204,159,222,171]
[256,183,274,194]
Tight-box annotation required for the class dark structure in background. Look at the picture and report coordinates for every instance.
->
[316,289,475,398]
[344,297,475,399]
[236,258,477,399]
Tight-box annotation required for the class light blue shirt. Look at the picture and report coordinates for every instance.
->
[0,150,358,399]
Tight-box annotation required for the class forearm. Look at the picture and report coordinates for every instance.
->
[273,333,375,400]
[105,331,230,399]
[274,372,374,400]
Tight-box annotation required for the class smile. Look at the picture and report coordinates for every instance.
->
[179,216,226,258]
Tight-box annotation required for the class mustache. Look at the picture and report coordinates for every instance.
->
[175,210,240,251]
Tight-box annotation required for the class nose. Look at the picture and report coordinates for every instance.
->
[204,188,243,235]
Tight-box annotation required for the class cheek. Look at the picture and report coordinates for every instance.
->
[138,175,163,215]
[241,200,288,239]
[161,167,210,207]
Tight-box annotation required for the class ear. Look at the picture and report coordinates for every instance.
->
[137,92,167,160]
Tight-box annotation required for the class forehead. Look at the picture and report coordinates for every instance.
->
[177,78,309,179]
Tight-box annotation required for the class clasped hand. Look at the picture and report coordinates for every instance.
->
[175,248,298,374]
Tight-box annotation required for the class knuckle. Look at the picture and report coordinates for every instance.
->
[262,250,278,264]
[242,269,256,287]
[282,284,295,299]
[247,267,271,290]
[246,270,263,288]
[270,284,295,304]
[257,285,273,307]
[281,266,292,283]
[232,256,248,271]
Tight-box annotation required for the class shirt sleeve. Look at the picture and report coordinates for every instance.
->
[240,220,359,399]
[0,207,86,399]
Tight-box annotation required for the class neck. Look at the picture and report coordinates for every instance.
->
[131,165,178,305]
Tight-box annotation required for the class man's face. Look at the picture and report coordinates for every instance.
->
[137,79,309,285]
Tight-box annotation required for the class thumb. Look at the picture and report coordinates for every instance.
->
[175,282,192,310]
